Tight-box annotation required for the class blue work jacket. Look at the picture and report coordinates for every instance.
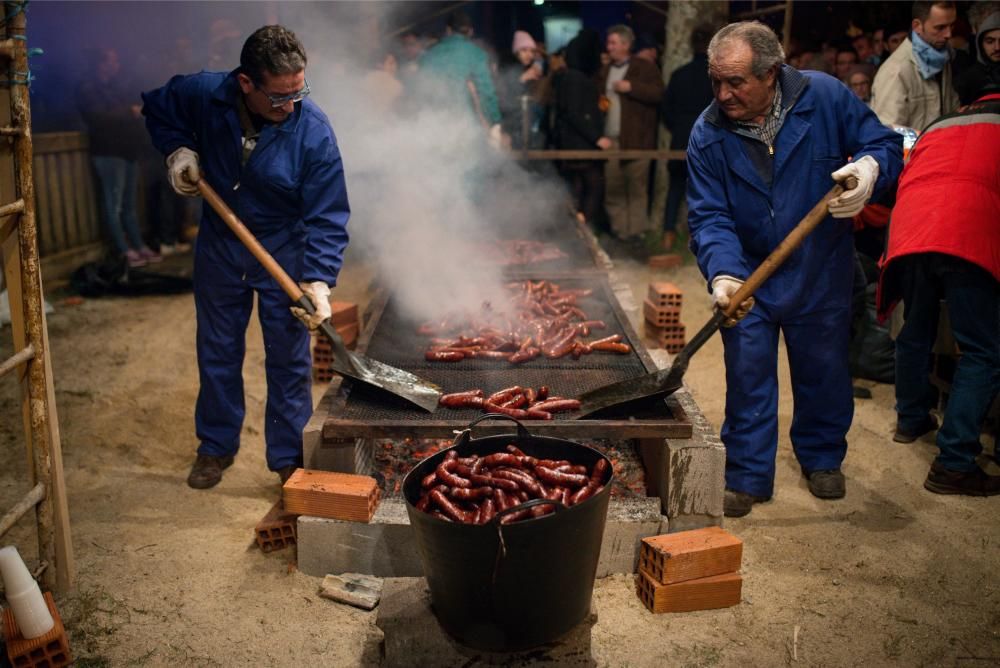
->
[141,70,350,286]
[687,66,902,314]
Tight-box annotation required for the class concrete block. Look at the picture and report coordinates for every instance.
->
[668,514,723,533]
[637,432,725,524]
[595,497,662,577]
[376,577,597,666]
[297,501,423,578]
[665,440,726,521]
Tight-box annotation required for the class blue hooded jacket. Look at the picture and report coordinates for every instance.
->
[687,66,902,314]
[141,70,350,286]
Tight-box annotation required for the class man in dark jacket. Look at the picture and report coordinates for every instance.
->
[956,11,1000,104]
[659,24,714,250]
[597,24,664,241]
[687,21,903,517]
[142,26,350,490]
[554,29,612,226]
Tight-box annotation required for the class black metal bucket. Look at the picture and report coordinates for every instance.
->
[402,414,613,651]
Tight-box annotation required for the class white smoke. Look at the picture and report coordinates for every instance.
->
[277,4,571,324]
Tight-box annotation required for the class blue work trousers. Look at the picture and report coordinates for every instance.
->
[91,156,144,254]
[721,304,853,498]
[894,253,1000,472]
[193,235,312,471]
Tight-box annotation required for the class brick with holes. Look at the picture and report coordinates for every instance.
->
[255,500,298,552]
[2,592,72,668]
[647,281,683,308]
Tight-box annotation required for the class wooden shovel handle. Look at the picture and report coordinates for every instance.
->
[194,177,304,302]
[724,177,855,317]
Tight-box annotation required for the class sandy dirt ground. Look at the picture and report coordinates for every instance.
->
[1,239,998,668]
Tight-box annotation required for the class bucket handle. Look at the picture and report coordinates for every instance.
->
[491,498,567,581]
[453,412,532,449]
[492,497,566,525]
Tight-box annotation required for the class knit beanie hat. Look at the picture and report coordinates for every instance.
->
[512,30,537,54]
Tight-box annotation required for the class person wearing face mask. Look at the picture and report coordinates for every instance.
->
[141,25,350,490]
[871,1,960,130]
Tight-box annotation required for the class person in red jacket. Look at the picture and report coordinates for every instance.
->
[878,89,1000,496]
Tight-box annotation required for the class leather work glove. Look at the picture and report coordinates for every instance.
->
[290,281,332,331]
[166,147,201,197]
[828,155,879,219]
[712,275,755,327]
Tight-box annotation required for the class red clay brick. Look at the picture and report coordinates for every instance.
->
[647,254,684,270]
[643,300,682,327]
[2,591,72,668]
[647,282,683,308]
[255,500,299,553]
[329,301,359,327]
[636,570,742,613]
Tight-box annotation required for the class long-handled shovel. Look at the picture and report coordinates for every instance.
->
[575,178,855,418]
[195,176,442,413]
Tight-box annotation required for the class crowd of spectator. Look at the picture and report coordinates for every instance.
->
[376,3,998,253]
[70,4,1000,273]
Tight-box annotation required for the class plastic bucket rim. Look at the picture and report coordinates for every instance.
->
[402,432,614,526]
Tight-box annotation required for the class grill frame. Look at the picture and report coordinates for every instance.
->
[321,271,693,440]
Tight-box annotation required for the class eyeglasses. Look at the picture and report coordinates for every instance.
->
[255,78,310,108]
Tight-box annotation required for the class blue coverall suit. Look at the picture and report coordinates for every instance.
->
[686,66,902,499]
[141,70,350,471]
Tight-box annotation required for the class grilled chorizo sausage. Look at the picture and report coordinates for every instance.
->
[535,466,588,488]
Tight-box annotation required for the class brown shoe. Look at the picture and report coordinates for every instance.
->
[723,489,770,518]
[924,462,1000,496]
[277,466,299,485]
[806,469,846,499]
[187,454,234,489]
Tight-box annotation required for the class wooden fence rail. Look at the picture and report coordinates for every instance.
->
[31,131,103,282]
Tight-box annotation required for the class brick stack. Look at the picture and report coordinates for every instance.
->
[313,300,360,383]
[643,281,686,354]
[254,500,298,553]
[282,469,380,522]
[635,526,743,613]
[2,591,72,668]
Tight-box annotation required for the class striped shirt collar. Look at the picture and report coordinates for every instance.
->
[733,81,784,147]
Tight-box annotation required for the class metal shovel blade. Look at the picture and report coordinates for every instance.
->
[576,310,724,417]
[314,315,442,413]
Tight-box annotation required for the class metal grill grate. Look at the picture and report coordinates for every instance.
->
[323,274,693,439]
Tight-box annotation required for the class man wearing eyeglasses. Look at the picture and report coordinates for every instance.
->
[141,25,350,490]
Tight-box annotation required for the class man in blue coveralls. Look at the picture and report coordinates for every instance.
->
[686,22,902,517]
[142,25,350,489]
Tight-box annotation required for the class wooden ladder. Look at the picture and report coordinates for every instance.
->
[0,0,74,592]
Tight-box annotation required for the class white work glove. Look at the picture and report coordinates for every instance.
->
[711,275,755,327]
[290,281,332,331]
[166,147,201,197]
[828,155,879,218]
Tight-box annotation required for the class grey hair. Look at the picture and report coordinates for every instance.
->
[708,21,785,78]
[607,24,635,45]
